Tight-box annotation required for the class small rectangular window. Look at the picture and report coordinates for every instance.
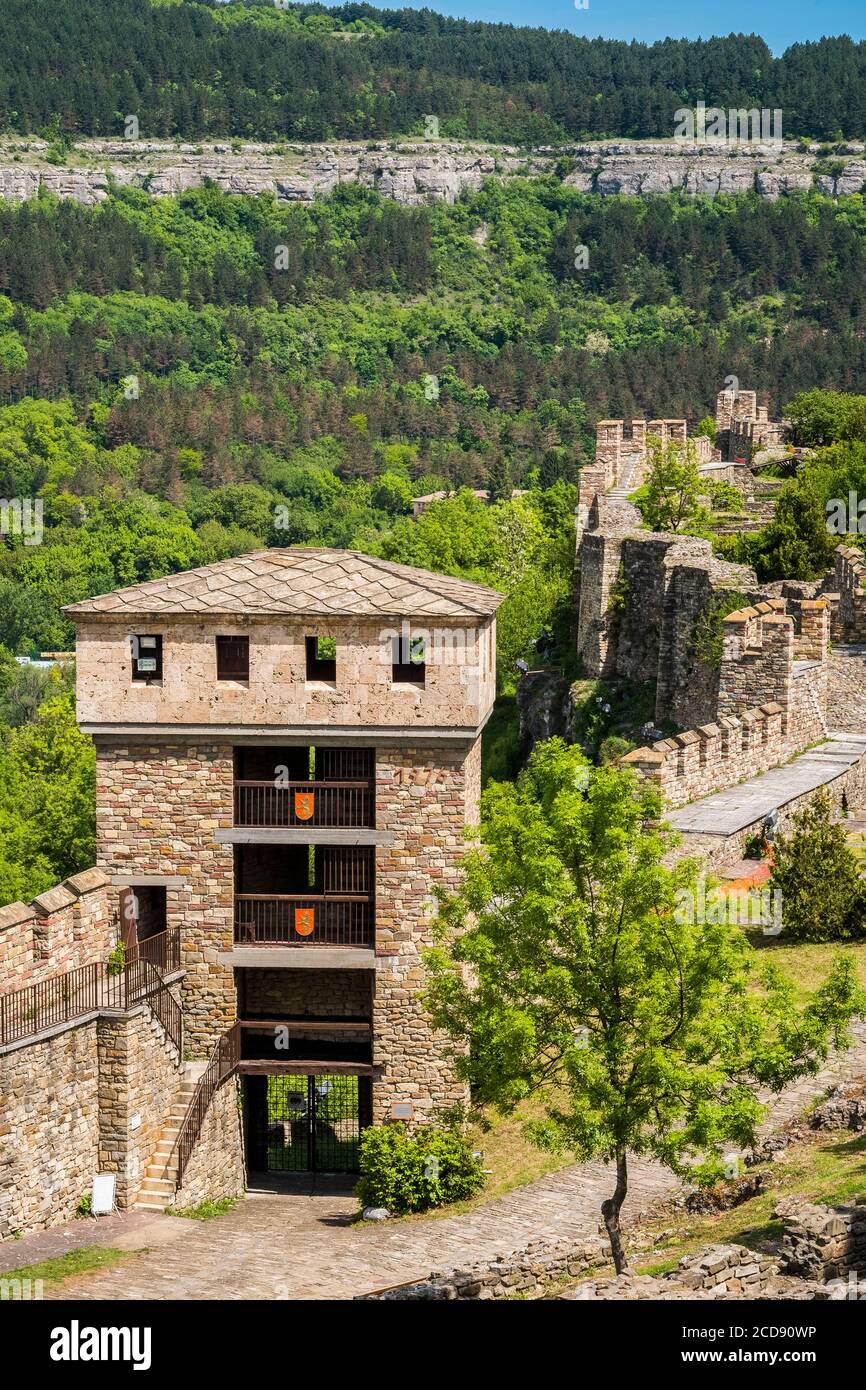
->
[217,635,249,680]
[305,635,337,683]
[392,633,426,685]
[131,634,162,682]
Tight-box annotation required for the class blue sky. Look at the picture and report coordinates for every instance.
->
[380,1,866,55]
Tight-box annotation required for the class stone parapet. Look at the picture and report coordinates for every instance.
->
[835,544,866,643]
[0,868,116,992]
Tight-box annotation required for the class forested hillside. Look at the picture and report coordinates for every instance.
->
[3,1,866,902]
[2,1,866,142]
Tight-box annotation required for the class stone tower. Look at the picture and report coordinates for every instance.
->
[66,549,502,1175]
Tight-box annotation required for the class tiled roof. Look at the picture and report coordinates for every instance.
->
[63,549,504,620]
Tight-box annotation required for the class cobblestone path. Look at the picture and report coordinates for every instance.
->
[47,1020,866,1301]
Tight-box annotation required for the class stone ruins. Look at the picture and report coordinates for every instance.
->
[574,387,866,816]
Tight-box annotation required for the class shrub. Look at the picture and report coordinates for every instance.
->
[356,1123,485,1214]
[769,792,866,941]
[106,941,126,977]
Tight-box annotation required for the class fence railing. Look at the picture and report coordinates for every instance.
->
[127,926,181,975]
[174,1021,241,1189]
[0,946,182,1053]
[234,894,374,947]
[233,780,374,829]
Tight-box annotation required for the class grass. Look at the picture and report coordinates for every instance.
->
[0,1246,135,1287]
[632,1127,866,1278]
[165,1196,238,1220]
[744,929,866,997]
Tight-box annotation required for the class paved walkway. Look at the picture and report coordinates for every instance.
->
[32,1021,866,1301]
[669,733,866,838]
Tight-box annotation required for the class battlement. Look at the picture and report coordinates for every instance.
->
[622,596,830,807]
[835,544,866,642]
[715,388,786,463]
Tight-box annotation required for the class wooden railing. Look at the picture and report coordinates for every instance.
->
[234,894,374,947]
[233,780,374,829]
[174,1021,241,1189]
[0,945,182,1054]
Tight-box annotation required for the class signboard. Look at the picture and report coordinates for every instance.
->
[294,791,315,822]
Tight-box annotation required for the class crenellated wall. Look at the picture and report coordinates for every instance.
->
[835,545,866,643]
[0,868,117,992]
[622,598,830,808]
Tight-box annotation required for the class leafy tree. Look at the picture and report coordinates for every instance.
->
[746,480,837,581]
[769,791,866,942]
[636,436,705,534]
[425,740,865,1272]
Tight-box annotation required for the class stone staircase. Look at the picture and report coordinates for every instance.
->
[133,1062,207,1213]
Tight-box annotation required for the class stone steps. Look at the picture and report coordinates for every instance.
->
[131,1069,201,1212]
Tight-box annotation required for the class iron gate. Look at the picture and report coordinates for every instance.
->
[246,1074,369,1173]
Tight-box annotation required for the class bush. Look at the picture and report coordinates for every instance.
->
[769,792,866,941]
[356,1123,485,1214]
[106,941,126,977]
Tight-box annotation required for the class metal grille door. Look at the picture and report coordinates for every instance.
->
[251,1075,364,1173]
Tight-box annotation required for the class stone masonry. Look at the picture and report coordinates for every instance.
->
[94,739,236,1056]
[372,740,480,1122]
[0,868,116,992]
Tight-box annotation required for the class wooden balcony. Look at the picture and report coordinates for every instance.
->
[234,894,374,948]
[233,780,374,830]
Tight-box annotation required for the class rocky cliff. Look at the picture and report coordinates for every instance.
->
[1,137,864,206]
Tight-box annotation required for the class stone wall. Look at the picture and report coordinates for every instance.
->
[0,1021,100,1239]
[780,1202,866,1282]
[94,738,236,1055]
[75,613,495,734]
[356,1237,782,1301]
[97,1006,183,1208]
[172,1076,245,1212]
[715,388,786,463]
[835,545,866,643]
[0,868,116,991]
[372,740,479,1122]
[623,598,830,809]
[0,996,183,1237]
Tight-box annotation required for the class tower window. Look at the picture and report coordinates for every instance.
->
[131,634,162,681]
[305,635,337,683]
[392,633,426,685]
[217,635,249,680]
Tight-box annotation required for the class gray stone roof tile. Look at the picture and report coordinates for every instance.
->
[64,548,504,621]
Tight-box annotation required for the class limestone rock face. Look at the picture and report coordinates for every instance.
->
[0,137,861,206]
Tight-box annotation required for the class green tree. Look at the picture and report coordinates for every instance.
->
[769,791,866,942]
[637,436,705,533]
[425,740,864,1272]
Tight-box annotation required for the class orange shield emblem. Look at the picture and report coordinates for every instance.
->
[295,908,315,938]
[294,791,315,822]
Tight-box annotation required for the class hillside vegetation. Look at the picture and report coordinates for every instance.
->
[1,2,866,142]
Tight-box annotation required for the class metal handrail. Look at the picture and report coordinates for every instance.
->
[0,933,183,1054]
[174,1021,241,1188]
